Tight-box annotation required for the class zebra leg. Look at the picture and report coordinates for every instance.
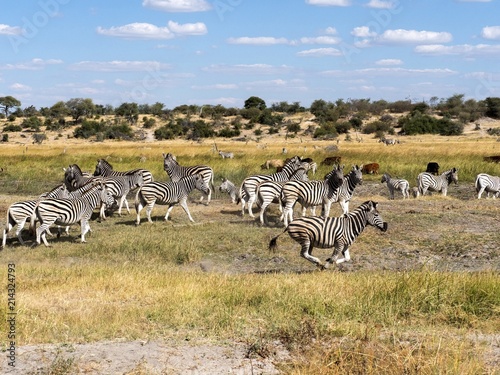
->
[15,219,27,245]
[36,224,51,247]
[477,187,485,199]
[145,202,156,223]
[299,241,323,268]
[99,202,107,220]
[178,199,195,222]
[80,219,90,243]
[2,224,11,247]
[259,202,269,225]
[135,201,143,225]
[118,195,129,216]
[164,205,176,221]
[247,195,256,218]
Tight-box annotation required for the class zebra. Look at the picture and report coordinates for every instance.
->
[99,173,144,219]
[327,164,364,216]
[2,184,70,248]
[417,168,458,197]
[93,158,154,183]
[269,200,388,269]
[379,137,399,145]
[219,178,238,203]
[255,167,310,226]
[381,172,410,200]
[135,173,209,225]
[31,182,116,247]
[238,155,305,217]
[218,151,234,159]
[162,153,214,204]
[280,164,344,227]
[475,173,500,199]
[64,164,102,191]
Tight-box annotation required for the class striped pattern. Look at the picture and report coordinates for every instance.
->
[238,156,305,217]
[33,182,115,247]
[2,184,70,247]
[381,172,409,200]
[93,158,153,183]
[99,173,144,219]
[218,151,234,159]
[64,164,102,191]
[281,164,344,227]
[255,167,310,225]
[135,173,209,225]
[219,178,238,203]
[269,201,388,269]
[417,168,458,197]
[475,173,500,199]
[162,153,214,204]
[330,164,363,216]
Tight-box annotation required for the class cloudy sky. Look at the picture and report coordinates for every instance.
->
[1,0,500,109]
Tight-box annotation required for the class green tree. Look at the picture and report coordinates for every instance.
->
[244,96,266,111]
[0,96,21,117]
[115,102,139,124]
[485,97,500,119]
[66,98,96,123]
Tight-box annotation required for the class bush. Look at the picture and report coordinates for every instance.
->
[313,122,338,139]
[3,124,22,132]
[218,126,241,138]
[21,116,42,131]
[362,120,392,134]
[2,133,8,142]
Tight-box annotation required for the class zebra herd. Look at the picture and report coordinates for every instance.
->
[2,152,499,270]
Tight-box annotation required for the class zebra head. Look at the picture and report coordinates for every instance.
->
[219,177,233,193]
[350,165,364,185]
[162,152,178,172]
[93,159,111,176]
[446,168,459,185]
[381,172,390,184]
[194,173,210,195]
[325,164,344,187]
[362,201,388,232]
[99,183,117,208]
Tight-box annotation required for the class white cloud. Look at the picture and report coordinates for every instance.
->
[0,58,63,70]
[191,83,238,90]
[142,0,212,12]
[300,36,341,44]
[324,27,338,35]
[366,0,394,9]
[297,47,343,56]
[97,23,174,39]
[415,43,500,56]
[375,59,403,66]
[202,64,292,75]
[351,26,377,38]
[167,21,207,35]
[321,67,457,77]
[306,0,351,6]
[482,26,500,40]
[0,24,23,35]
[69,60,171,72]
[10,83,31,91]
[378,29,452,44]
[227,37,289,45]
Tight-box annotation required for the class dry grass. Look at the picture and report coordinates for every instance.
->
[1,129,500,373]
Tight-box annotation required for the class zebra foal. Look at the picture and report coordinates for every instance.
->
[269,201,388,269]
[416,168,458,197]
[219,178,238,203]
[475,173,500,199]
[135,173,209,225]
[163,153,214,204]
[32,182,115,247]
[381,172,409,199]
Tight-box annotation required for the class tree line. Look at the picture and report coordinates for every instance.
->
[1,94,500,142]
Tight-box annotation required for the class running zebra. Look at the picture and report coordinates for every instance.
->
[135,173,209,225]
[256,167,310,226]
[269,200,388,269]
[162,153,214,204]
[2,184,69,248]
[93,158,153,183]
[416,168,458,197]
[381,172,410,199]
[219,178,238,203]
[31,182,115,247]
[238,156,305,217]
[280,164,345,227]
[475,173,500,199]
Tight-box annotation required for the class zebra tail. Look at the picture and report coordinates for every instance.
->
[134,188,145,212]
[269,230,287,253]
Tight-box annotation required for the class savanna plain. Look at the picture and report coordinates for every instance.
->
[0,125,500,374]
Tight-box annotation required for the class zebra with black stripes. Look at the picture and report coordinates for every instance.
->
[2,184,70,248]
[256,167,310,226]
[219,178,238,203]
[280,164,344,227]
[99,173,144,219]
[238,156,305,217]
[417,168,458,197]
[64,164,102,191]
[381,172,410,200]
[31,182,116,247]
[162,153,214,204]
[218,151,234,159]
[93,158,154,183]
[135,173,209,225]
[269,200,388,269]
[475,173,500,199]
[331,165,364,216]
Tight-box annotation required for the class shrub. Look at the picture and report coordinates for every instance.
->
[3,124,22,132]
[21,116,42,131]
[313,122,338,139]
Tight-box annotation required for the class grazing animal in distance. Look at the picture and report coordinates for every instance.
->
[425,162,440,176]
[361,163,379,175]
[269,200,388,269]
[475,173,500,199]
[417,168,459,197]
[218,151,234,159]
[379,138,399,145]
[320,156,342,166]
[219,178,238,203]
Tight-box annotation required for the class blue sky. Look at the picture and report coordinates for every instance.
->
[1,0,500,110]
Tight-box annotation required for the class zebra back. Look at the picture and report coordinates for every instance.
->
[475,173,500,198]
[94,159,154,183]
[417,168,458,195]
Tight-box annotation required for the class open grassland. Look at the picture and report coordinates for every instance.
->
[0,135,500,374]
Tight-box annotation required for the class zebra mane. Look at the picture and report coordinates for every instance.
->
[98,158,113,169]
[345,200,377,217]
